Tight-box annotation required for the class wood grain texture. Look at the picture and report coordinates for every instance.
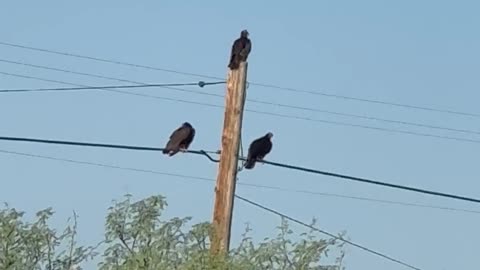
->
[210,62,248,255]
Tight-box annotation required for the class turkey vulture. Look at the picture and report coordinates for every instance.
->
[163,122,195,156]
[228,30,251,70]
[244,132,273,169]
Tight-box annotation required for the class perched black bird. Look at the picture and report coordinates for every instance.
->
[163,122,195,156]
[228,30,252,70]
[244,132,273,169]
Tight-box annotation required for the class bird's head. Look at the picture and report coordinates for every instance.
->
[182,122,192,128]
[241,29,249,38]
[266,132,273,139]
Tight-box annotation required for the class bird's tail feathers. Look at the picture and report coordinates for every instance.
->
[244,158,256,169]
[163,147,179,156]
[228,62,239,70]
[228,54,241,70]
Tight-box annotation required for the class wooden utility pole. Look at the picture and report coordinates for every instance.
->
[210,61,248,255]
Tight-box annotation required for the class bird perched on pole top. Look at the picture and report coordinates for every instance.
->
[228,29,252,70]
[244,132,273,169]
[163,122,195,156]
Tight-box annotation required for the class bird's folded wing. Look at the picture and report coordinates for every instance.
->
[168,127,190,146]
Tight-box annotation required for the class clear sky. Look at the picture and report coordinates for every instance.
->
[1,1,479,269]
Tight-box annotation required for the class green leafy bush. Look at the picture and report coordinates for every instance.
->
[0,195,346,270]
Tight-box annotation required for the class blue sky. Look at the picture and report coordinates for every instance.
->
[1,1,479,269]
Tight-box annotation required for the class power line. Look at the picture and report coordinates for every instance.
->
[1,40,477,118]
[0,59,148,84]
[0,71,227,110]
[248,82,480,118]
[0,149,431,269]
[3,59,479,136]
[245,109,480,145]
[3,70,479,204]
[0,59,220,98]
[3,71,480,146]
[0,67,227,101]
[257,158,480,204]
[0,150,465,269]
[0,71,86,87]
[0,136,220,162]
[0,148,217,184]
[0,60,226,99]
[242,183,480,215]
[1,135,480,205]
[247,99,480,136]
[235,194,423,270]
[0,60,227,98]
[0,82,224,93]
[0,150,428,270]
[2,146,479,217]
[1,148,478,215]
[0,41,223,80]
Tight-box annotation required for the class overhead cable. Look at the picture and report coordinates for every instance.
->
[0,81,224,93]
[0,40,477,118]
[2,59,478,136]
[258,158,480,204]
[2,71,480,145]
[1,135,479,205]
[1,148,478,215]
[235,194,423,270]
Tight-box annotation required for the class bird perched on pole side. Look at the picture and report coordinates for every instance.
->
[244,132,273,169]
[228,30,252,70]
[163,122,195,156]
